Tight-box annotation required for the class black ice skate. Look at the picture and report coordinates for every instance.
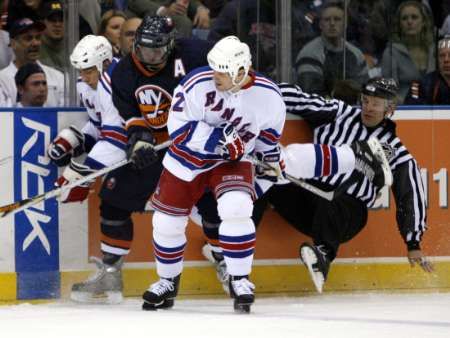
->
[229,276,255,313]
[142,275,180,310]
[351,137,393,189]
[299,243,330,293]
[202,243,230,295]
[70,256,124,304]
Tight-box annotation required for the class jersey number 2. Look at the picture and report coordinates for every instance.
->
[172,92,185,112]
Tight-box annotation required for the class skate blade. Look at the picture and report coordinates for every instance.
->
[367,137,393,186]
[234,302,252,314]
[233,302,253,313]
[142,299,174,311]
[300,246,324,293]
[70,291,123,304]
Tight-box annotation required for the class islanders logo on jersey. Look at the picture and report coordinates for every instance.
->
[135,85,172,129]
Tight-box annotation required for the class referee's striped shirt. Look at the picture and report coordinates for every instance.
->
[279,83,427,247]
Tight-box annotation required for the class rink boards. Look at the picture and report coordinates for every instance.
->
[0,106,449,301]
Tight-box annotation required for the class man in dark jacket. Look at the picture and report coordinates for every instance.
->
[404,36,450,105]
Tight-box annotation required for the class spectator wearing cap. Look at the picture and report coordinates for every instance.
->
[5,0,44,32]
[15,62,47,107]
[0,17,64,106]
[40,0,65,72]
[404,36,450,105]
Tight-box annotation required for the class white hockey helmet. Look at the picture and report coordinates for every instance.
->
[70,35,113,72]
[207,35,252,86]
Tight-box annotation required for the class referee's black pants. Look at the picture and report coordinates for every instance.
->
[263,183,368,261]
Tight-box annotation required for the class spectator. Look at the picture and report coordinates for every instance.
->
[126,0,210,38]
[79,0,102,38]
[404,36,450,105]
[15,62,47,107]
[100,0,129,13]
[5,0,45,32]
[39,0,64,72]
[439,2,450,36]
[346,0,390,67]
[207,0,277,76]
[291,0,323,58]
[294,1,369,97]
[98,9,127,57]
[119,16,142,56]
[0,29,13,69]
[199,0,226,19]
[0,18,63,106]
[442,16,450,36]
[381,1,435,103]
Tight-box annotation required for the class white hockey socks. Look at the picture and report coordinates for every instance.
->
[152,211,188,278]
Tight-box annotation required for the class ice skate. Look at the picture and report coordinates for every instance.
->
[351,137,393,188]
[299,243,330,293]
[229,276,255,313]
[70,256,124,304]
[142,275,180,310]
[202,244,230,294]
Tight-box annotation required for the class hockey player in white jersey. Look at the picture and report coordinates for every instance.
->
[47,35,126,303]
[48,35,124,175]
[142,36,285,313]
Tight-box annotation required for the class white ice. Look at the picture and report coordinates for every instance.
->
[1,293,450,338]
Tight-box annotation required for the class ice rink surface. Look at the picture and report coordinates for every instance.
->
[1,292,450,338]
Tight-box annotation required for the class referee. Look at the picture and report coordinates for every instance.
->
[270,78,433,293]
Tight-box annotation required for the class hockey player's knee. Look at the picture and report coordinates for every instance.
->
[100,201,133,240]
[217,191,253,221]
[153,211,188,236]
[100,200,132,221]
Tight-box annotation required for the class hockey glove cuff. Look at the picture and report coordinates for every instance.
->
[48,125,85,166]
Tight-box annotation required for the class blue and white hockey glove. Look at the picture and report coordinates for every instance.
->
[126,129,158,170]
[255,146,286,183]
[48,125,85,167]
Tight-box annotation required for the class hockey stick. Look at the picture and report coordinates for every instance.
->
[0,140,172,219]
[249,156,335,201]
[0,156,12,166]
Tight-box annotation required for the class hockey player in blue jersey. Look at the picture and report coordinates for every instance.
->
[48,16,214,303]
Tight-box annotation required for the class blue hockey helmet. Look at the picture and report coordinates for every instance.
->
[134,15,176,70]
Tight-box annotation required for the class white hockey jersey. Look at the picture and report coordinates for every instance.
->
[163,66,286,182]
[76,58,127,170]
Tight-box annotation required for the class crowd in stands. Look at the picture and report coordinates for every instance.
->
[0,0,449,107]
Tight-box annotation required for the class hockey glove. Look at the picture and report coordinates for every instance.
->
[255,146,286,183]
[215,122,244,161]
[126,129,158,170]
[56,159,95,203]
[48,125,85,167]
